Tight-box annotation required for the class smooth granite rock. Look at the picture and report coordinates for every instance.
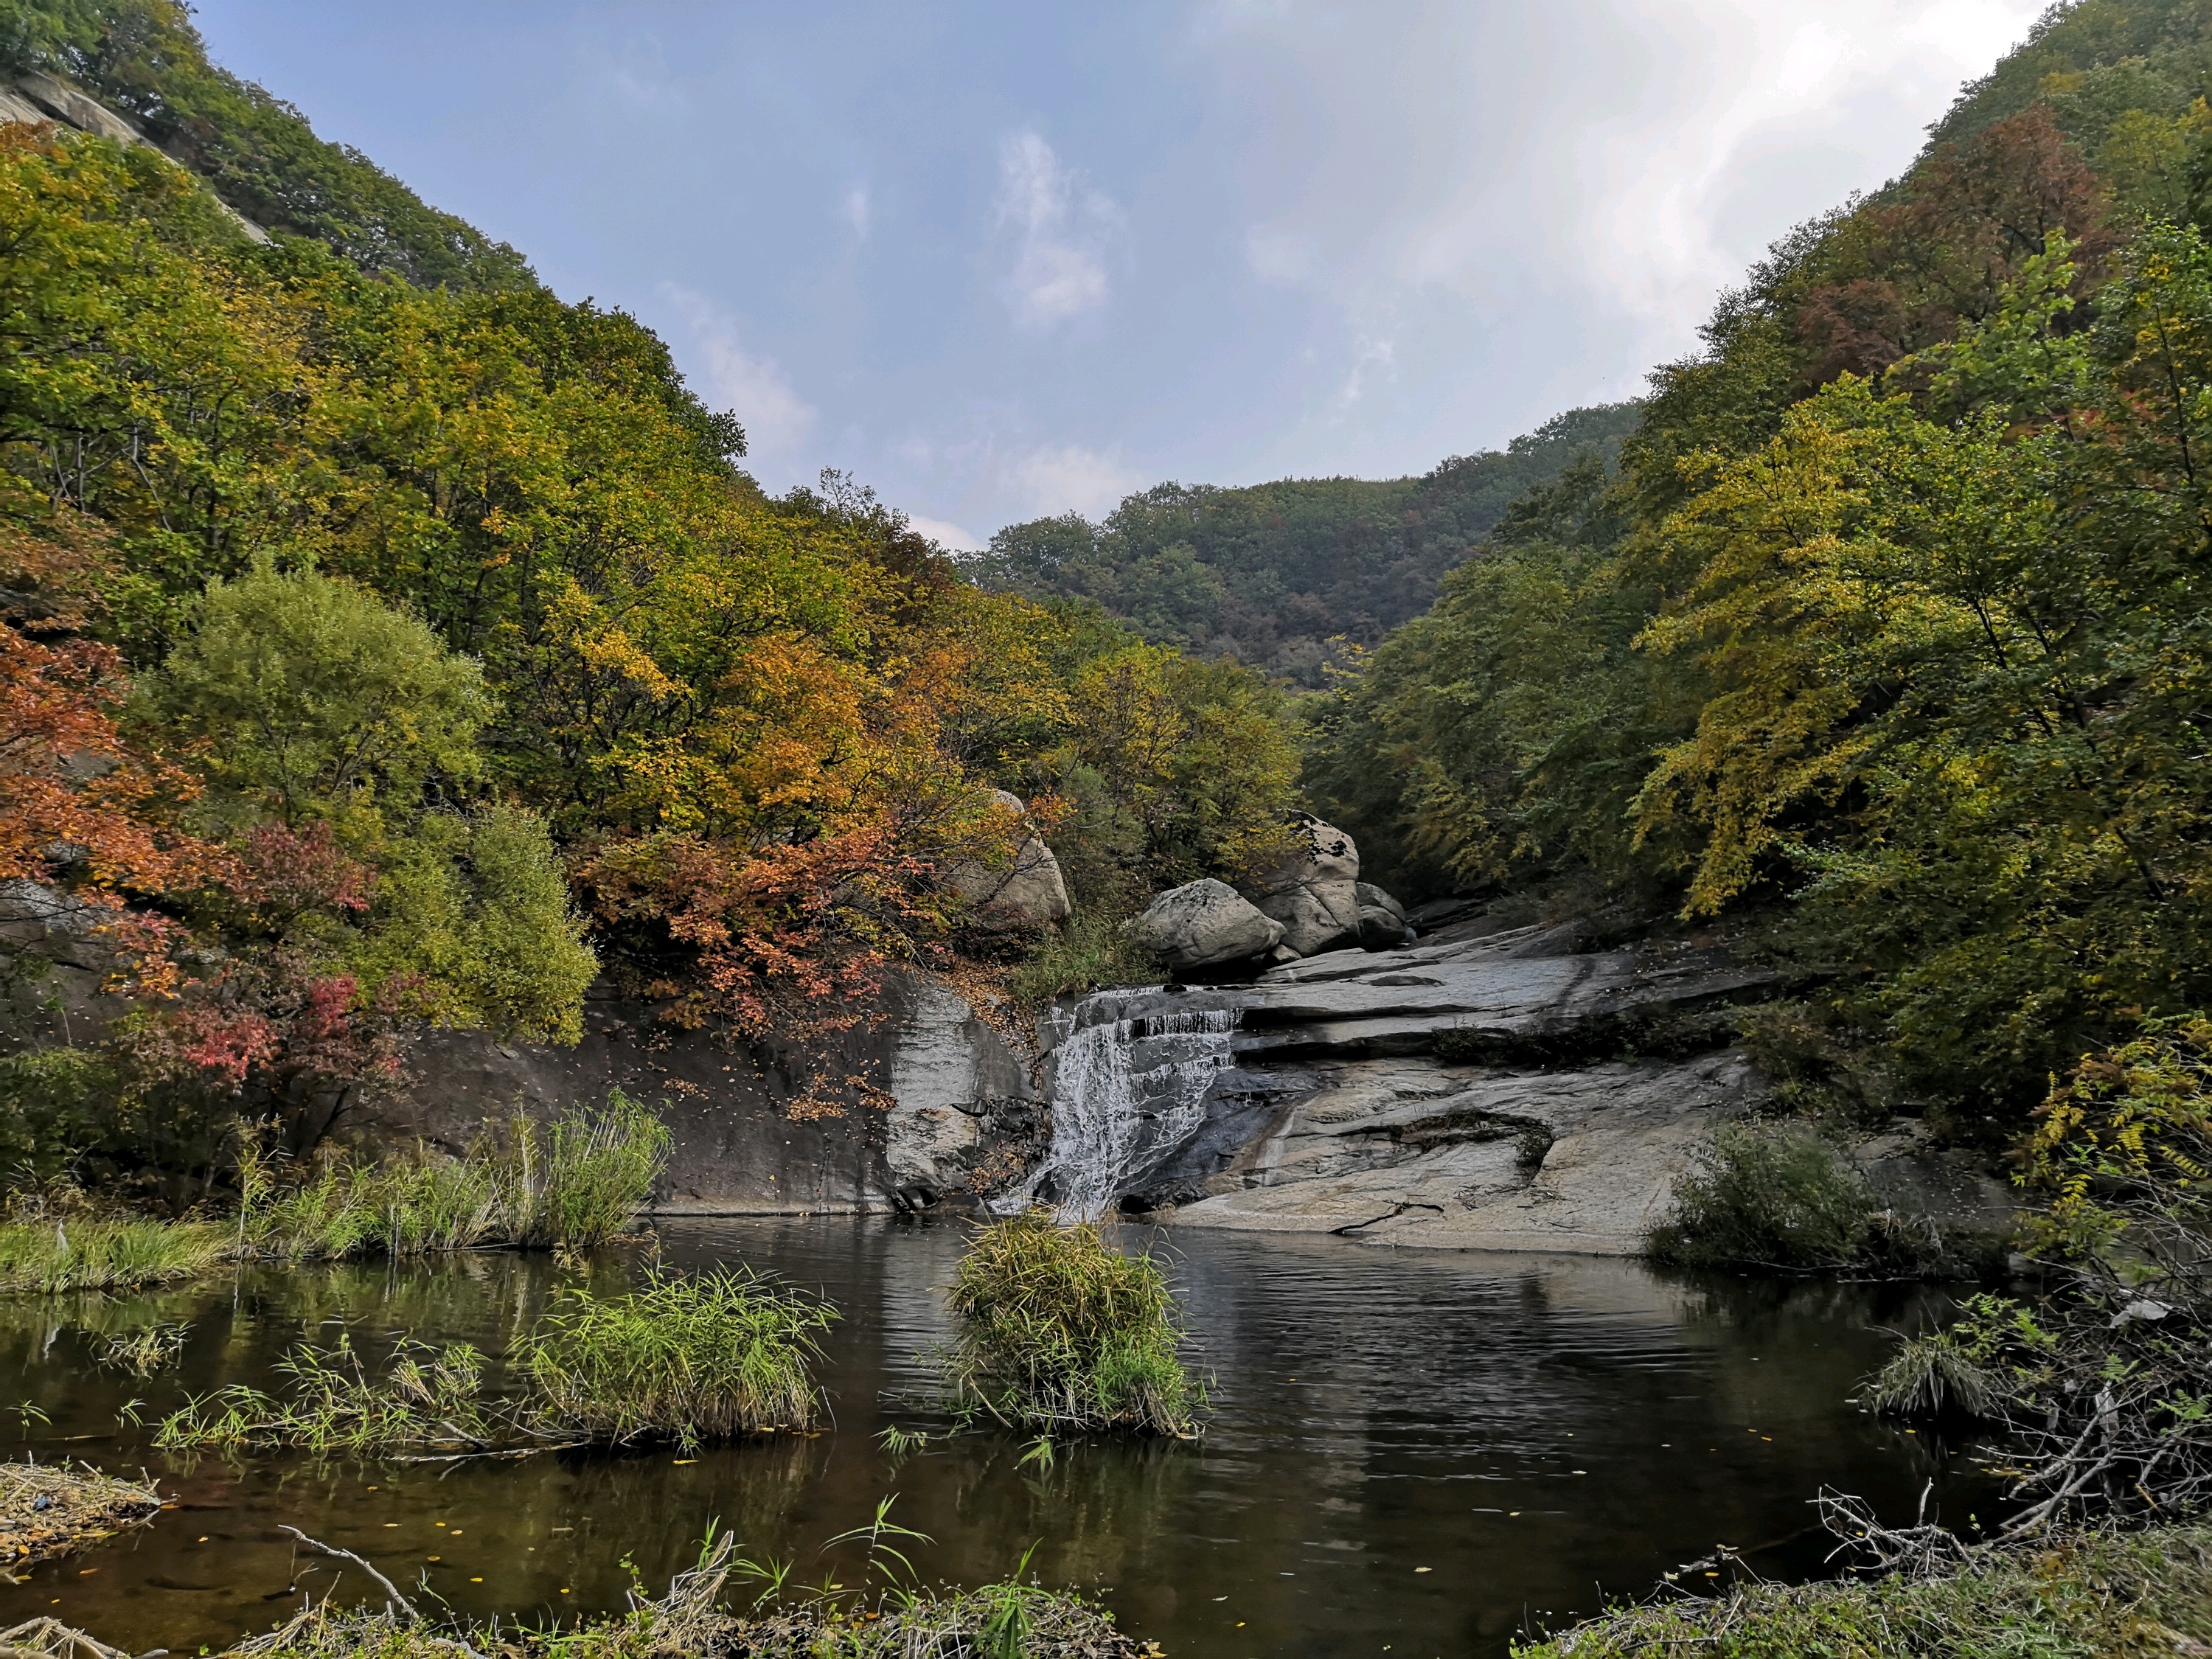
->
[1128,879,1284,973]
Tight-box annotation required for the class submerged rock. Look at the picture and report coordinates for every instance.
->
[1127,878,1283,973]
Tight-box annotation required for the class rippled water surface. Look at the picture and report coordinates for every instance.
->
[1,1220,1987,1657]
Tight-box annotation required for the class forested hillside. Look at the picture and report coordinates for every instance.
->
[0,0,530,288]
[1307,0,2212,1130]
[978,403,1641,681]
[0,1,1297,1178]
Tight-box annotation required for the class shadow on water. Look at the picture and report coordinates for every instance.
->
[0,1218,2000,1658]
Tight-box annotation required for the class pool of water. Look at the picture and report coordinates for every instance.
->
[1,1219,1990,1657]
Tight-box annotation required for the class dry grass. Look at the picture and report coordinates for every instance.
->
[0,1460,162,1575]
[1514,1525,2212,1658]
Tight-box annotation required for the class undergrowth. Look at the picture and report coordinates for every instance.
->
[1513,1524,2212,1658]
[942,1212,1203,1437]
[1647,1124,1993,1279]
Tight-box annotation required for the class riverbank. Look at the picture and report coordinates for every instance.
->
[1516,1525,2212,1657]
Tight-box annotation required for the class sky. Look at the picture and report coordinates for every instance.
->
[189,0,2053,548]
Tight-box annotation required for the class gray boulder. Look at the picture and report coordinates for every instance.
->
[1354,881,1411,950]
[1248,814,1363,956]
[950,791,1071,931]
[1129,880,1283,973]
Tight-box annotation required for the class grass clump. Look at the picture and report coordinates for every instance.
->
[241,1089,672,1259]
[0,1459,162,1571]
[1512,1524,2212,1658]
[0,1217,228,1294]
[1863,1315,2003,1421]
[942,1211,1203,1437]
[523,1267,837,1445]
[1647,1124,1977,1277]
[154,1336,507,1456]
[155,1269,838,1455]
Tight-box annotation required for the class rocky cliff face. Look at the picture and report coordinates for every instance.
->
[1023,910,2015,1254]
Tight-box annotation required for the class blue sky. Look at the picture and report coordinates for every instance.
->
[190,1,2049,546]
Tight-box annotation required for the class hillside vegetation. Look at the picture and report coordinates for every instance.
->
[978,403,1641,682]
[0,1,1298,1185]
[1308,0,2212,1133]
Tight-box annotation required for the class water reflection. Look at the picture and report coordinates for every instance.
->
[0,1220,1994,1658]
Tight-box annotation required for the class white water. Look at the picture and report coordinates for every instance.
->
[1023,995,1240,1221]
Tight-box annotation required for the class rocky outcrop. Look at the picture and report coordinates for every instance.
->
[1354,882,1411,949]
[1248,814,1363,956]
[1,72,271,243]
[1127,880,1282,974]
[950,791,1071,933]
[341,969,1037,1216]
[1020,909,2020,1253]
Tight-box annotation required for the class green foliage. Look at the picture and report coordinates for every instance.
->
[1648,1125,1884,1272]
[941,1212,1203,1437]
[147,560,492,827]
[0,0,533,290]
[348,806,599,1043]
[0,1047,120,1180]
[982,404,1642,682]
[1513,1523,2212,1659]
[154,1334,504,1455]
[523,1268,838,1445]
[0,1214,224,1293]
[239,1091,671,1260]
[1865,1311,2005,1420]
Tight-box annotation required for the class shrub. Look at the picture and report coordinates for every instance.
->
[521,1267,838,1444]
[1863,1321,2003,1420]
[1648,1124,1881,1271]
[941,1211,1203,1437]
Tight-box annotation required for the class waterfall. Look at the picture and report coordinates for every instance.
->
[1020,992,1240,1222]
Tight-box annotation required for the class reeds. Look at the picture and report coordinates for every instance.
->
[1864,1328,2001,1420]
[0,1091,672,1297]
[523,1267,838,1444]
[154,1336,507,1456]
[0,1217,228,1294]
[941,1211,1203,1437]
[155,1270,838,1455]
[240,1088,673,1259]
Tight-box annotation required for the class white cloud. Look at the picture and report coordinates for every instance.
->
[1335,335,1397,412]
[992,130,1121,331]
[842,182,872,240]
[904,512,985,552]
[658,283,816,479]
[1246,223,1318,285]
[1004,442,1139,517]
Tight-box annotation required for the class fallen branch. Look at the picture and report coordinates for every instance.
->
[274,1526,417,1620]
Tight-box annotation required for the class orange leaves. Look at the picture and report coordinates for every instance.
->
[0,526,223,908]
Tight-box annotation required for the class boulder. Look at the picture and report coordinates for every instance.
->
[950,791,1071,931]
[1129,880,1283,974]
[1354,881,1411,950]
[1248,814,1363,956]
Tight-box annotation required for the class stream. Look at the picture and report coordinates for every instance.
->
[1,1219,1994,1658]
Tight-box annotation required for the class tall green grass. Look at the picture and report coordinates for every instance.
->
[0,1091,672,1295]
[155,1270,838,1454]
[241,1088,673,1259]
[0,1217,227,1294]
[523,1267,837,1445]
[941,1211,1203,1437]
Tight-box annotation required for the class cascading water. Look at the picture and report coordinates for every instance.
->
[1015,991,1241,1222]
